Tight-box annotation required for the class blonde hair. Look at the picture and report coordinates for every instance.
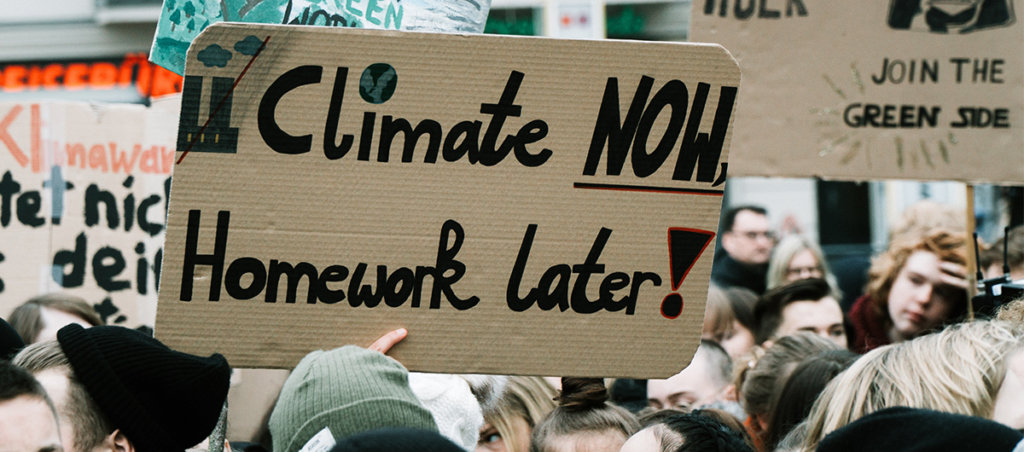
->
[800,321,1024,450]
[996,296,1024,325]
[484,376,557,452]
[889,201,965,242]
[9,293,103,344]
[765,235,841,298]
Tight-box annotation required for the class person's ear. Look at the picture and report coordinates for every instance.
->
[720,231,735,251]
[720,383,738,402]
[101,430,135,452]
[753,413,769,432]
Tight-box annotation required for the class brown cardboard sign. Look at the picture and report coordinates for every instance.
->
[156,23,740,378]
[692,0,1024,184]
[0,100,177,328]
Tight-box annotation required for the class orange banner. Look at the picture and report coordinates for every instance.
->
[0,54,182,99]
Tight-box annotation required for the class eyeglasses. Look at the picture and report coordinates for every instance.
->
[731,230,775,241]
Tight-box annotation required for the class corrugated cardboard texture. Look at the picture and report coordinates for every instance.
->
[157,23,741,378]
[0,101,177,328]
[692,0,1024,184]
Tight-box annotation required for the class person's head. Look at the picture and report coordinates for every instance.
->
[13,340,107,451]
[800,320,1024,450]
[982,225,1024,281]
[13,324,231,452]
[9,293,102,344]
[270,346,438,452]
[702,285,758,359]
[478,377,557,452]
[647,340,733,412]
[720,206,774,266]
[762,350,858,451]
[766,236,841,293]
[866,229,968,341]
[621,410,755,452]
[754,279,847,348]
[0,361,63,452]
[530,378,639,452]
[739,333,838,437]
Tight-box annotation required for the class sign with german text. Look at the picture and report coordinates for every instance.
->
[0,54,182,103]
[692,0,1024,183]
[156,23,741,377]
[0,100,178,329]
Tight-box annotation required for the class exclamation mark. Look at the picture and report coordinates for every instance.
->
[661,228,715,319]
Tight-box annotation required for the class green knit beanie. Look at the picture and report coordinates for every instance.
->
[269,346,438,452]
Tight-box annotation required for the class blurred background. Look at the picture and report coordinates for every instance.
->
[1,0,1020,291]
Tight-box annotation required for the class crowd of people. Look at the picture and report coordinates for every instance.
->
[0,203,1022,452]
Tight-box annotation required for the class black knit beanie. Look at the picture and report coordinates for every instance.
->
[817,407,1024,452]
[57,324,231,451]
[0,318,24,360]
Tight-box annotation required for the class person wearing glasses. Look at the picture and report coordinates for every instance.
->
[712,206,776,295]
[765,235,843,299]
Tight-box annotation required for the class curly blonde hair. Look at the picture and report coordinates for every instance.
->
[996,296,1024,325]
[888,201,965,242]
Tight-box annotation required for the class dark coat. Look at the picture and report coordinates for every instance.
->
[848,294,892,353]
[711,252,768,295]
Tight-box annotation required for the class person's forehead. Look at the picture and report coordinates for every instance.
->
[648,354,712,395]
[39,306,91,326]
[782,297,842,320]
[551,430,626,452]
[733,210,769,230]
[789,249,818,265]
[0,395,60,451]
[33,369,71,407]
[902,250,940,272]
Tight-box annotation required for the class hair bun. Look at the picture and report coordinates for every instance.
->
[557,377,608,411]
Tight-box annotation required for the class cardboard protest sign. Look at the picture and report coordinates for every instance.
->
[691,0,1024,184]
[156,23,740,377]
[0,100,178,329]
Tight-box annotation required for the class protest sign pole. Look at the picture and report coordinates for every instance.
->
[966,183,977,318]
